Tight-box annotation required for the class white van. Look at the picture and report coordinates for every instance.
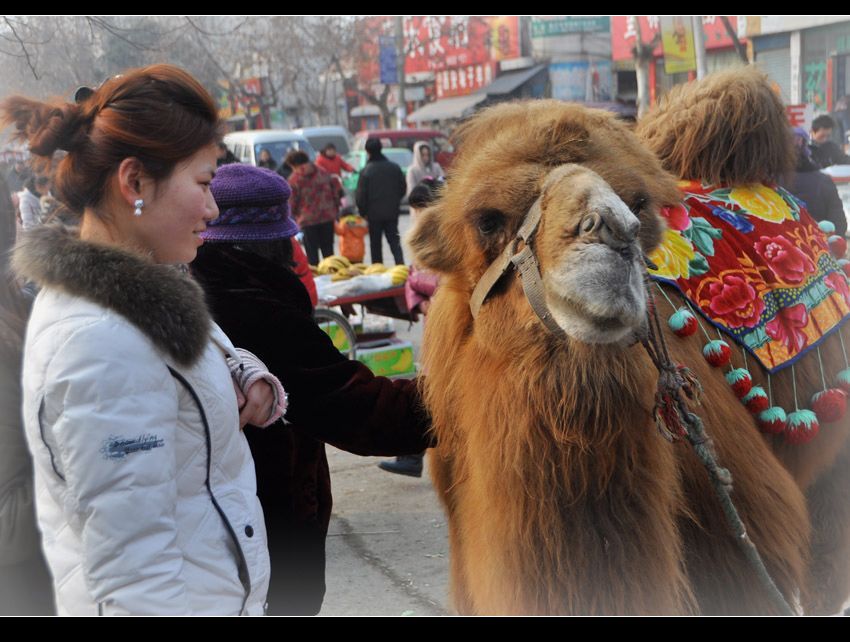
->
[223,130,317,168]
[292,126,352,155]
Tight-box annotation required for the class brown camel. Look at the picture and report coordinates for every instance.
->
[408,83,846,614]
[636,67,850,616]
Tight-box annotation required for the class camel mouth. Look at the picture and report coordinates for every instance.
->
[553,296,627,331]
[544,242,646,344]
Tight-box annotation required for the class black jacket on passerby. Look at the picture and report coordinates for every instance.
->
[784,154,848,236]
[191,244,430,615]
[811,140,850,169]
[788,170,847,236]
[355,155,406,222]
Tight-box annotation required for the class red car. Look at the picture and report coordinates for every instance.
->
[353,129,455,169]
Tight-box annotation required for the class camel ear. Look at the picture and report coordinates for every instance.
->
[408,203,461,273]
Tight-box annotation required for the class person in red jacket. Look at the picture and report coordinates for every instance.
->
[315,143,354,178]
[286,150,340,265]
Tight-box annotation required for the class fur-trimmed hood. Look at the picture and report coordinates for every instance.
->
[12,225,210,366]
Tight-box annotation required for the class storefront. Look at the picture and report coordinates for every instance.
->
[753,32,792,104]
[610,16,746,105]
[802,21,850,111]
[531,16,616,102]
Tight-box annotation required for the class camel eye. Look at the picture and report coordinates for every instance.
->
[630,196,648,215]
[476,210,505,236]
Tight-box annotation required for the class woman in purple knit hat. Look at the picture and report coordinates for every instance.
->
[191,162,432,616]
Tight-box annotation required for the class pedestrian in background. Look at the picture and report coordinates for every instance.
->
[286,149,339,265]
[356,138,406,265]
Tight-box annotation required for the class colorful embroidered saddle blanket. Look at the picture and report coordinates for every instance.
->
[648,181,850,373]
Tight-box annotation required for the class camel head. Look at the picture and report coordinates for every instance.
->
[409,100,681,346]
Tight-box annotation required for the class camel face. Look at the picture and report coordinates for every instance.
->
[536,164,647,344]
[409,101,678,348]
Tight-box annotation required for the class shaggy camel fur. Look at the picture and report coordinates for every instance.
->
[409,98,816,615]
[636,67,850,616]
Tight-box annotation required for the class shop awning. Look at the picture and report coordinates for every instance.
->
[483,64,548,96]
[408,93,488,124]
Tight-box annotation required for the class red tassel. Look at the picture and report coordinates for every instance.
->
[785,410,820,445]
[829,235,848,259]
[743,386,769,414]
[668,308,698,337]
[725,368,753,399]
[811,389,848,423]
[758,407,787,435]
[703,340,731,367]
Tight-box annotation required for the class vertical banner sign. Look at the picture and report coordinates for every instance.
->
[380,36,398,85]
[660,16,696,74]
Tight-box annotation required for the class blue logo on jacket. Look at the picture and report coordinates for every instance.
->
[100,434,165,461]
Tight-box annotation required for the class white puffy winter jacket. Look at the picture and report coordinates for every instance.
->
[13,226,270,616]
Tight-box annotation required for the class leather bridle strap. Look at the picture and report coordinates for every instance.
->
[468,197,567,339]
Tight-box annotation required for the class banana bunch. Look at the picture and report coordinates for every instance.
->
[315,255,351,275]
[330,265,368,282]
[364,263,387,275]
[388,265,409,286]
[313,259,410,285]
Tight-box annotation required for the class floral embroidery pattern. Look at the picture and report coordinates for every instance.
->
[754,235,815,284]
[649,182,850,372]
[728,185,796,224]
[765,304,809,354]
[707,274,765,329]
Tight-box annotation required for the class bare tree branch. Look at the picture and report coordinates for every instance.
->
[185,16,248,37]
[85,16,158,52]
[3,16,40,79]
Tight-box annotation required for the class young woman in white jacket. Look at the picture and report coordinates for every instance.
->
[2,65,285,616]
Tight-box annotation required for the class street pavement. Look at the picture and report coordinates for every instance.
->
[319,212,451,616]
[318,448,450,616]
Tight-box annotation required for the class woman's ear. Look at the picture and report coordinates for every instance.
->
[116,157,146,207]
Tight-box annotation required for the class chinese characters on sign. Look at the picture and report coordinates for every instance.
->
[435,63,497,98]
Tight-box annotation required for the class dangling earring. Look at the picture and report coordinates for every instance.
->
[134,199,144,217]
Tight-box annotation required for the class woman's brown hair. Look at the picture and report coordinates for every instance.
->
[635,66,795,186]
[1,64,222,215]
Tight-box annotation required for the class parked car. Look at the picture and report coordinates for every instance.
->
[341,146,414,215]
[341,147,414,194]
[352,129,455,169]
[293,125,352,155]
[223,130,316,168]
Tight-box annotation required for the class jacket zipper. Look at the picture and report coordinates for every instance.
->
[168,367,252,615]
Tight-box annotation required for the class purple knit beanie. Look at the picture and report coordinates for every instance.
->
[201,164,299,243]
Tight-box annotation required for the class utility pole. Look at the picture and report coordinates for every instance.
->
[692,16,708,79]
[632,17,652,119]
[395,16,406,128]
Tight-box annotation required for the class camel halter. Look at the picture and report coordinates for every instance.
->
[468,196,567,340]
[467,196,795,614]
